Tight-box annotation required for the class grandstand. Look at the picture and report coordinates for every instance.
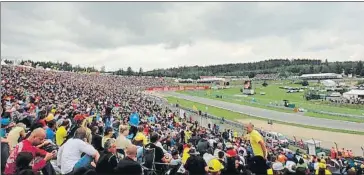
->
[253,73,279,80]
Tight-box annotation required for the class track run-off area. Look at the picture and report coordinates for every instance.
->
[164,91,364,132]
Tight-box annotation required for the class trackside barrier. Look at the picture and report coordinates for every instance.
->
[146,86,210,92]
[147,95,363,161]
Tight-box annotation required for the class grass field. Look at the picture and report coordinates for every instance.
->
[165,96,364,135]
[178,82,364,123]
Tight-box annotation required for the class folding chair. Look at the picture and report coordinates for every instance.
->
[165,163,184,175]
[142,147,157,175]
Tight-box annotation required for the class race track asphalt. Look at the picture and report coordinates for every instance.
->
[165,92,364,132]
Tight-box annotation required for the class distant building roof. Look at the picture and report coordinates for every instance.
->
[343,90,364,96]
[197,77,225,82]
[200,76,216,79]
[300,73,342,79]
[301,73,341,77]
[321,80,337,87]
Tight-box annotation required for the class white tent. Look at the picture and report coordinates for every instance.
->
[343,90,364,99]
[322,79,337,87]
[301,73,342,80]
[1,60,7,65]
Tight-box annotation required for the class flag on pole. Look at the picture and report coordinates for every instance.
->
[192,105,198,111]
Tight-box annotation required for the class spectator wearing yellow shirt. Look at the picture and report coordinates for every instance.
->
[246,123,268,175]
[315,163,332,175]
[182,143,192,164]
[101,127,114,148]
[184,129,192,143]
[233,131,238,138]
[133,126,148,146]
[45,112,55,122]
[56,120,69,146]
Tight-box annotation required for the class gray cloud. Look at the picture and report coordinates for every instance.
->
[1,2,364,71]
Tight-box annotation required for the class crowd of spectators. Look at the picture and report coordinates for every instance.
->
[253,74,280,80]
[1,64,363,175]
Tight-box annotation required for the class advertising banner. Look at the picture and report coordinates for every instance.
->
[146,86,210,92]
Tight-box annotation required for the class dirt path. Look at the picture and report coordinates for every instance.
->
[237,119,364,156]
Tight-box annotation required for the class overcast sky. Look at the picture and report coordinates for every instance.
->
[1,2,364,71]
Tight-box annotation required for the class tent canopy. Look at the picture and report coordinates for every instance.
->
[343,89,364,96]
[322,80,337,87]
[1,60,7,65]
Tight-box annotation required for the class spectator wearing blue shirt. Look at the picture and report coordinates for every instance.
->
[168,123,174,130]
[1,115,11,138]
[247,146,254,157]
[106,117,112,127]
[136,146,144,163]
[129,112,140,140]
[148,114,156,124]
[286,151,294,160]
[170,137,176,147]
[215,125,220,133]
[45,120,56,143]
[129,112,140,127]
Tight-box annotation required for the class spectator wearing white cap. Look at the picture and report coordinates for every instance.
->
[272,162,286,175]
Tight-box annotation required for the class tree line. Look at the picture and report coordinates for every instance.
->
[3,58,364,79]
[144,59,364,79]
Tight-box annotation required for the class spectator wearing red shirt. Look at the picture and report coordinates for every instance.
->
[4,128,55,175]
[226,143,237,157]
[143,125,149,135]
[330,147,337,159]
